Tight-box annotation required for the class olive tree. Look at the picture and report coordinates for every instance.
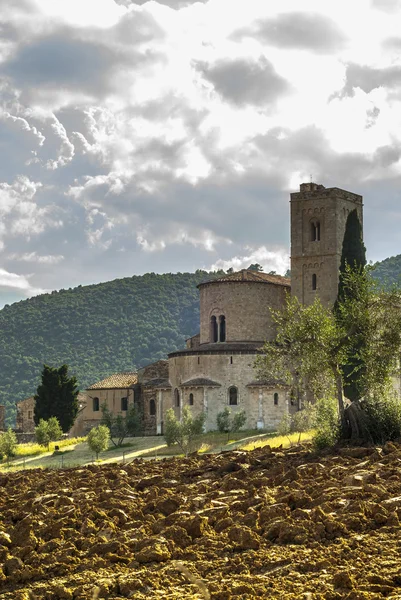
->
[87,425,110,459]
[256,267,401,443]
[164,407,206,456]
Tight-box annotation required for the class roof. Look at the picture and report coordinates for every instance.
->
[87,372,138,390]
[246,379,289,388]
[143,378,171,389]
[169,341,263,358]
[181,378,221,387]
[198,269,290,288]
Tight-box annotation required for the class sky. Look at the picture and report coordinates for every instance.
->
[1,0,401,306]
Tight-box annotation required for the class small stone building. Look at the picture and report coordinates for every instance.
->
[15,396,35,433]
[15,393,88,436]
[81,372,138,434]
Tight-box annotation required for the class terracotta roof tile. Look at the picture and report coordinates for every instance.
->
[198,269,290,287]
[87,372,138,390]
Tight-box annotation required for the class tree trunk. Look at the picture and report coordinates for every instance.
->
[333,367,347,431]
[343,400,372,443]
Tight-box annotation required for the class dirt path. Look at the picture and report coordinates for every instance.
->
[2,442,401,598]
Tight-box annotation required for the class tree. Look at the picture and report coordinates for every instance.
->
[248,263,263,272]
[87,425,110,459]
[100,403,142,447]
[335,209,367,401]
[35,417,63,450]
[34,364,79,432]
[0,428,17,463]
[256,268,401,442]
[164,407,206,456]
[216,407,247,439]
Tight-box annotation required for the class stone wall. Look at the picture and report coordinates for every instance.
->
[168,351,289,432]
[290,184,363,307]
[138,360,169,383]
[15,397,35,433]
[199,281,288,345]
[82,387,135,432]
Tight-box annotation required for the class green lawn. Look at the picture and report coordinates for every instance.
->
[0,429,313,472]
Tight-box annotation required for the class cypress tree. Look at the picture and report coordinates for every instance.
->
[34,364,79,432]
[335,209,367,402]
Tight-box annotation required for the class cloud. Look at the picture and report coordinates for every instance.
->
[197,56,290,107]
[339,63,401,96]
[233,12,347,53]
[7,252,64,264]
[0,268,46,296]
[120,0,208,7]
[210,246,289,275]
[372,0,401,11]
[1,34,129,98]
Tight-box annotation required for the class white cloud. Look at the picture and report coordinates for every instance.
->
[210,246,289,275]
[0,268,47,296]
[7,252,64,264]
[2,0,401,303]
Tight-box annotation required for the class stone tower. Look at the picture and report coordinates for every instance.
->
[290,182,363,306]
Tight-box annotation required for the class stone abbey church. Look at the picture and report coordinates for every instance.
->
[15,183,364,437]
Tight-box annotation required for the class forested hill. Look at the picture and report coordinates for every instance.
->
[0,271,224,427]
[372,254,401,288]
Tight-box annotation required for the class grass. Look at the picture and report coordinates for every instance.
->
[0,430,315,472]
[238,430,314,451]
[14,437,86,457]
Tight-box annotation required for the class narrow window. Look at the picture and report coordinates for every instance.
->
[121,397,128,411]
[229,386,238,406]
[312,273,317,290]
[210,316,218,343]
[174,388,180,407]
[28,411,32,419]
[219,315,226,342]
[149,399,156,416]
[198,356,200,365]
[189,393,194,406]
[274,393,279,406]
[311,220,321,242]
[93,397,100,412]
[230,356,233,364]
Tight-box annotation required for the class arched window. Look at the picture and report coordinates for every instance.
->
[121,397,128,411]
[210,316,218,343]
[312,273,317,290]
[149,398,156,416]
[174,388,180,407]
[93,397,100,412]
[310,220,321,242]
[219,315,226,342]
[189,393,194,406]
[274,393,279,406]
[229,386,238,406]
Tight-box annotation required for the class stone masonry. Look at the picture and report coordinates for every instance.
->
[290,183,363,307]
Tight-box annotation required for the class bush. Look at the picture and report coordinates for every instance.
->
[363,389,401,443]
[0,428,18,462]
[312,396,340,451]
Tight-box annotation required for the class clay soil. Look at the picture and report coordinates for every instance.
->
[2,443,401,599]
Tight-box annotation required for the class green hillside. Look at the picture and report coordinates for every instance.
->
[0,271,223,427]
[371,254,401,288]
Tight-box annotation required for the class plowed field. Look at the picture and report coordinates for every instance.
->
[2,442,401,599]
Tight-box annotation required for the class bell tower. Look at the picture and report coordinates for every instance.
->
[290,182,363,306]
